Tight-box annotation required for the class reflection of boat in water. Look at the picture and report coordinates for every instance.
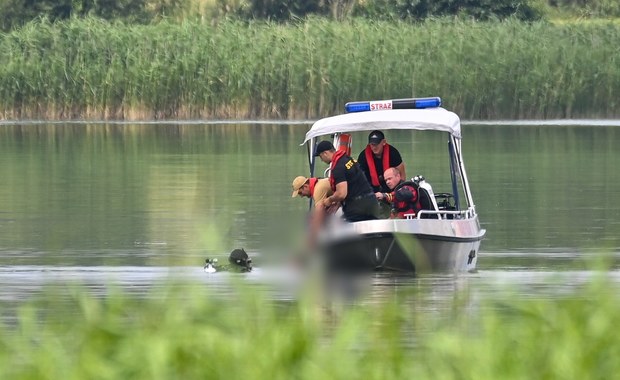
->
[302,97,486,273]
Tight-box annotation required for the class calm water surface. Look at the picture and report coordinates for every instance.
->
[1,121,620,320]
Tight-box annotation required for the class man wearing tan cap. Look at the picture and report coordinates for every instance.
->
[291,176,333,204]
[291,175,336,247]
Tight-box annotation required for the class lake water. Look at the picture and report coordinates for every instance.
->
[1,121,620,320]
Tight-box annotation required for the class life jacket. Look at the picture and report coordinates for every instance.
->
[364,144,391,188]
[392,181,420,218]
[308,177,318,196]
[328,150,347,191]
[335,133,352,156]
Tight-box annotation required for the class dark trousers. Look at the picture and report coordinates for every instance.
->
[377,200,392,219]
[343,194,380,222]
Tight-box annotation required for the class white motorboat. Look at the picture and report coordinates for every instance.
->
[302,97,486,273]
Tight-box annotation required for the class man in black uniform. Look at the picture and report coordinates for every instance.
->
[314,140,379,222]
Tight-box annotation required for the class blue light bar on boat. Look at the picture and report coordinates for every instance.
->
[344,97,441,113]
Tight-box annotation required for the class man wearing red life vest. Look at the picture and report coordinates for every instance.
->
[377,167,420,219]
[315,140,379,222]
[291,176,333,204]
[291,175,337,247]
[357,130,406,194]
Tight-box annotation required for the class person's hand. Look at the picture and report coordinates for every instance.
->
[375,192,384,200]
[322,198,331,208]
[326,202,340,215]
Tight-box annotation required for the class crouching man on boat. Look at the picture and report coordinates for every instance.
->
[315,140,380,222]
[291,176,338,235]
[377,167,420,219]
[291,176,333,205]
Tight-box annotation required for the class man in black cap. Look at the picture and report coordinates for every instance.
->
[357,130,406,194]
[315,140,379,222]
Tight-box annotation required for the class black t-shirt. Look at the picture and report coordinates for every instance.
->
[331,155,373,201]
[357,144,403,193]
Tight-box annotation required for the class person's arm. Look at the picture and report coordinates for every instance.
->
[313,182,330,204]
[390,146,406,179]
[308,202,326,245]
[376,191,394,202]
[396,162,406,180]
[312,180,336,213]
[357,150,367,169]
[357,151,372,182]
[323,181,347,206]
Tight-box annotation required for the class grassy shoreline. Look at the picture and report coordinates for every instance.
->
[1,18,619,121]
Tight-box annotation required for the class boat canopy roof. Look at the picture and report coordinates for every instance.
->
[303,107,461,144]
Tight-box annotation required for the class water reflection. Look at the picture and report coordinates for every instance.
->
[1,122,620,327]
[2,252,620,332]
[2,122,620,263]
[3,250,617,303]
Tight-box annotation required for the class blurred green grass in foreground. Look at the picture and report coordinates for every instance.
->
[1,267,619,379]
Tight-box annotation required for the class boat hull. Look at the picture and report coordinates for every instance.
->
[318,217,485,273]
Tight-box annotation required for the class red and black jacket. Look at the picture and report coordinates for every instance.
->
[386,180,421,218]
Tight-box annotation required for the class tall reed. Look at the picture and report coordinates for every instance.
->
[1,17,619,120]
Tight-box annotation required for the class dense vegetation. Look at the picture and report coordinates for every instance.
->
[1,17,618,120]
[0,0,618,120]
[2,0,620,29]
[1,270,619,379]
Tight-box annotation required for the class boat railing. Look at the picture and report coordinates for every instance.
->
[406,208,475,220]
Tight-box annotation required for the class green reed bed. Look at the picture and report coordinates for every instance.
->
[1,273,620,379]
[1,17,619,120]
